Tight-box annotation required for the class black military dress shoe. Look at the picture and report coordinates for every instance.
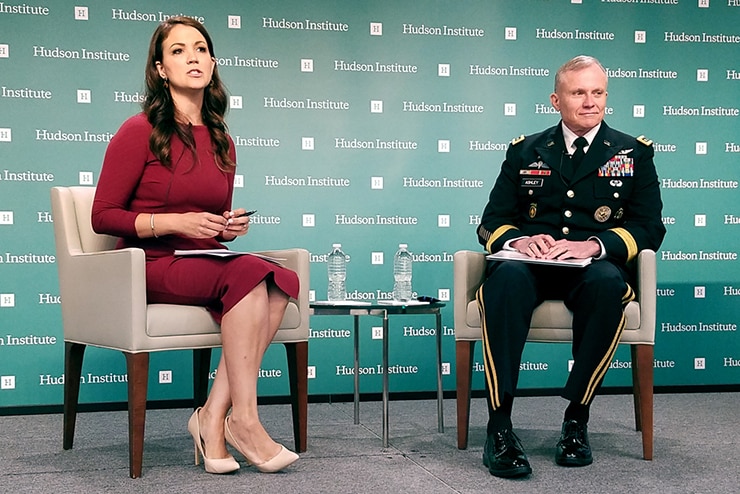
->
[555,419,593,466]
[482,429,532,478]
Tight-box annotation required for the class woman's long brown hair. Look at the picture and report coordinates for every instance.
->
[143,16,234,171]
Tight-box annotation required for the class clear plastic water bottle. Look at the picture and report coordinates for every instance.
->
[393,243,413,301]
[327,243,347,302]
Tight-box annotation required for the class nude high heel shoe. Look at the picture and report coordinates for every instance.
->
[224,416,299,473]
[188,408,240,474]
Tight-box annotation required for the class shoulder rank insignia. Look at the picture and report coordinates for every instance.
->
[637,135,653,147]
[511,135,525,146]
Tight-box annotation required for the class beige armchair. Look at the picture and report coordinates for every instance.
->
[51,186,310,478]
[453,249,656,460]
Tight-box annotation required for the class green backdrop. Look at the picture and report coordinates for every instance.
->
[1,0,738,408]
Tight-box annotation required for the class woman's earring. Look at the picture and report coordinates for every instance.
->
[163,77,169,88]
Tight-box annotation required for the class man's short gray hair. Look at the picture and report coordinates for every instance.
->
[554,55,608,92]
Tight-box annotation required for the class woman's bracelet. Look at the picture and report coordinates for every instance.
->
[150,213,159,238]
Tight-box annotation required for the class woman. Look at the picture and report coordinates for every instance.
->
[92,17,299,474]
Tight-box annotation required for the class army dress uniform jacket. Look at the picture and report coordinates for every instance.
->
[477,121,666,266]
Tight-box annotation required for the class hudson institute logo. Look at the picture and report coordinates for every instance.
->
[0,252,55,264]
[402,177,483,188]
[334,138,418,150]
[0,334,57,346]
[335,364,419,375]
[35,129,114,143]
[33,46,130,62]
[334,60,418,73]
[1,169,54,181]
[663,105,739,116]
[234,136,280,147]
[661,178,738,189]
[38,372,128,386]
[113,91,144,103]
[0,3,49,15]
[110,9,204,24]
[215,55,278,68]
[535,28,615,40]
[309,327,351,339]
[264,175,350,187]
[401,23,484,37]
[606,67,678,79]
[401,325,455,337]
[334,214,418,225]
[661,321,737,333]
[660,250,738,261]
[262,17,349,32]
[1,86,51,99]
[403,101,483,113]
[264,97,349,110]
[664,31,740,43]
[469,65,550,77]
[469,140,509,151]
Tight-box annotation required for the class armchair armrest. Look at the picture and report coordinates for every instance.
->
[59,247,147,350]
[635,249,657,344]
[453,250,487,339]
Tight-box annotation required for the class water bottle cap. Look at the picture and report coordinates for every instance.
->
[332,243,342,248]
[398,243,408,249]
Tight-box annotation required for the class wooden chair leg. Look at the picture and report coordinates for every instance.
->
[285,341,308,453]
[63,342,86,450]
[124,352,150,478]
[632,344,654,460]
[192,348,212,409]
[631,345,642,432]
[456,340,476,450]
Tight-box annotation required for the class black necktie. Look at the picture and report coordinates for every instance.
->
[565,136,588,180]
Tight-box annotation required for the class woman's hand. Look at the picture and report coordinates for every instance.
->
[178,212,229,238]
[220,209,251,239]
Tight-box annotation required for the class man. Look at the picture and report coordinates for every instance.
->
[476,55,665,478]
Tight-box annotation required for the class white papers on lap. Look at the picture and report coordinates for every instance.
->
[174,249,285,265]
[486,250,592,268]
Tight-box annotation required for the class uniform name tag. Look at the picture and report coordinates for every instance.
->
[521,178,544,187]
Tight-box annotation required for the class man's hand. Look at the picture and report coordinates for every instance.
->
[544,239,601,260]
[513,235,600,260]
[512,235,556,258]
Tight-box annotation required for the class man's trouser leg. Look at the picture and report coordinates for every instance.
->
[477,261,540,421]
[562,261,632,405]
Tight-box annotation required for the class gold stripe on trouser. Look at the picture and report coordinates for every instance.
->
[580,282,636,405]
[476,284,501,409]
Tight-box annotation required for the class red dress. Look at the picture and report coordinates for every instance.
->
[92,113,299,321]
